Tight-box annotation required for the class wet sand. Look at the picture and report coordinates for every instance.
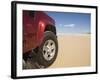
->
[50,34,91,68]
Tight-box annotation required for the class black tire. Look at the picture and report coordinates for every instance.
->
[37,31,58,68]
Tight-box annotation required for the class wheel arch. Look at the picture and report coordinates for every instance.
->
[44,25,57,35]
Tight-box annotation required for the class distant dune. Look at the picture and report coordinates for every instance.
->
[50,34,91,68]
[57,33,91,36]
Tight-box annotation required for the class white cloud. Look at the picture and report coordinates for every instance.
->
[64,24,75,28]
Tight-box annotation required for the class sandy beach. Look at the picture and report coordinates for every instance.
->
[50,34,91,68]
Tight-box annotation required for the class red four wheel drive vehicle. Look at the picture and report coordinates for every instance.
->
[23,10,58,68]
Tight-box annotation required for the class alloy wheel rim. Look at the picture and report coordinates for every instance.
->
[43,40,56,61]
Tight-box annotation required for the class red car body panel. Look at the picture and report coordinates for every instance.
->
[23,10,55,53]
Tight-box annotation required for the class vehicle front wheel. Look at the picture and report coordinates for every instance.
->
[37,31,58,68]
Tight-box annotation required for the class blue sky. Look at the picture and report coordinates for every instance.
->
[46,11,91,34]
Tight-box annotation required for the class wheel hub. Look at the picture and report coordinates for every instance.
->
[43,40,56,61]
